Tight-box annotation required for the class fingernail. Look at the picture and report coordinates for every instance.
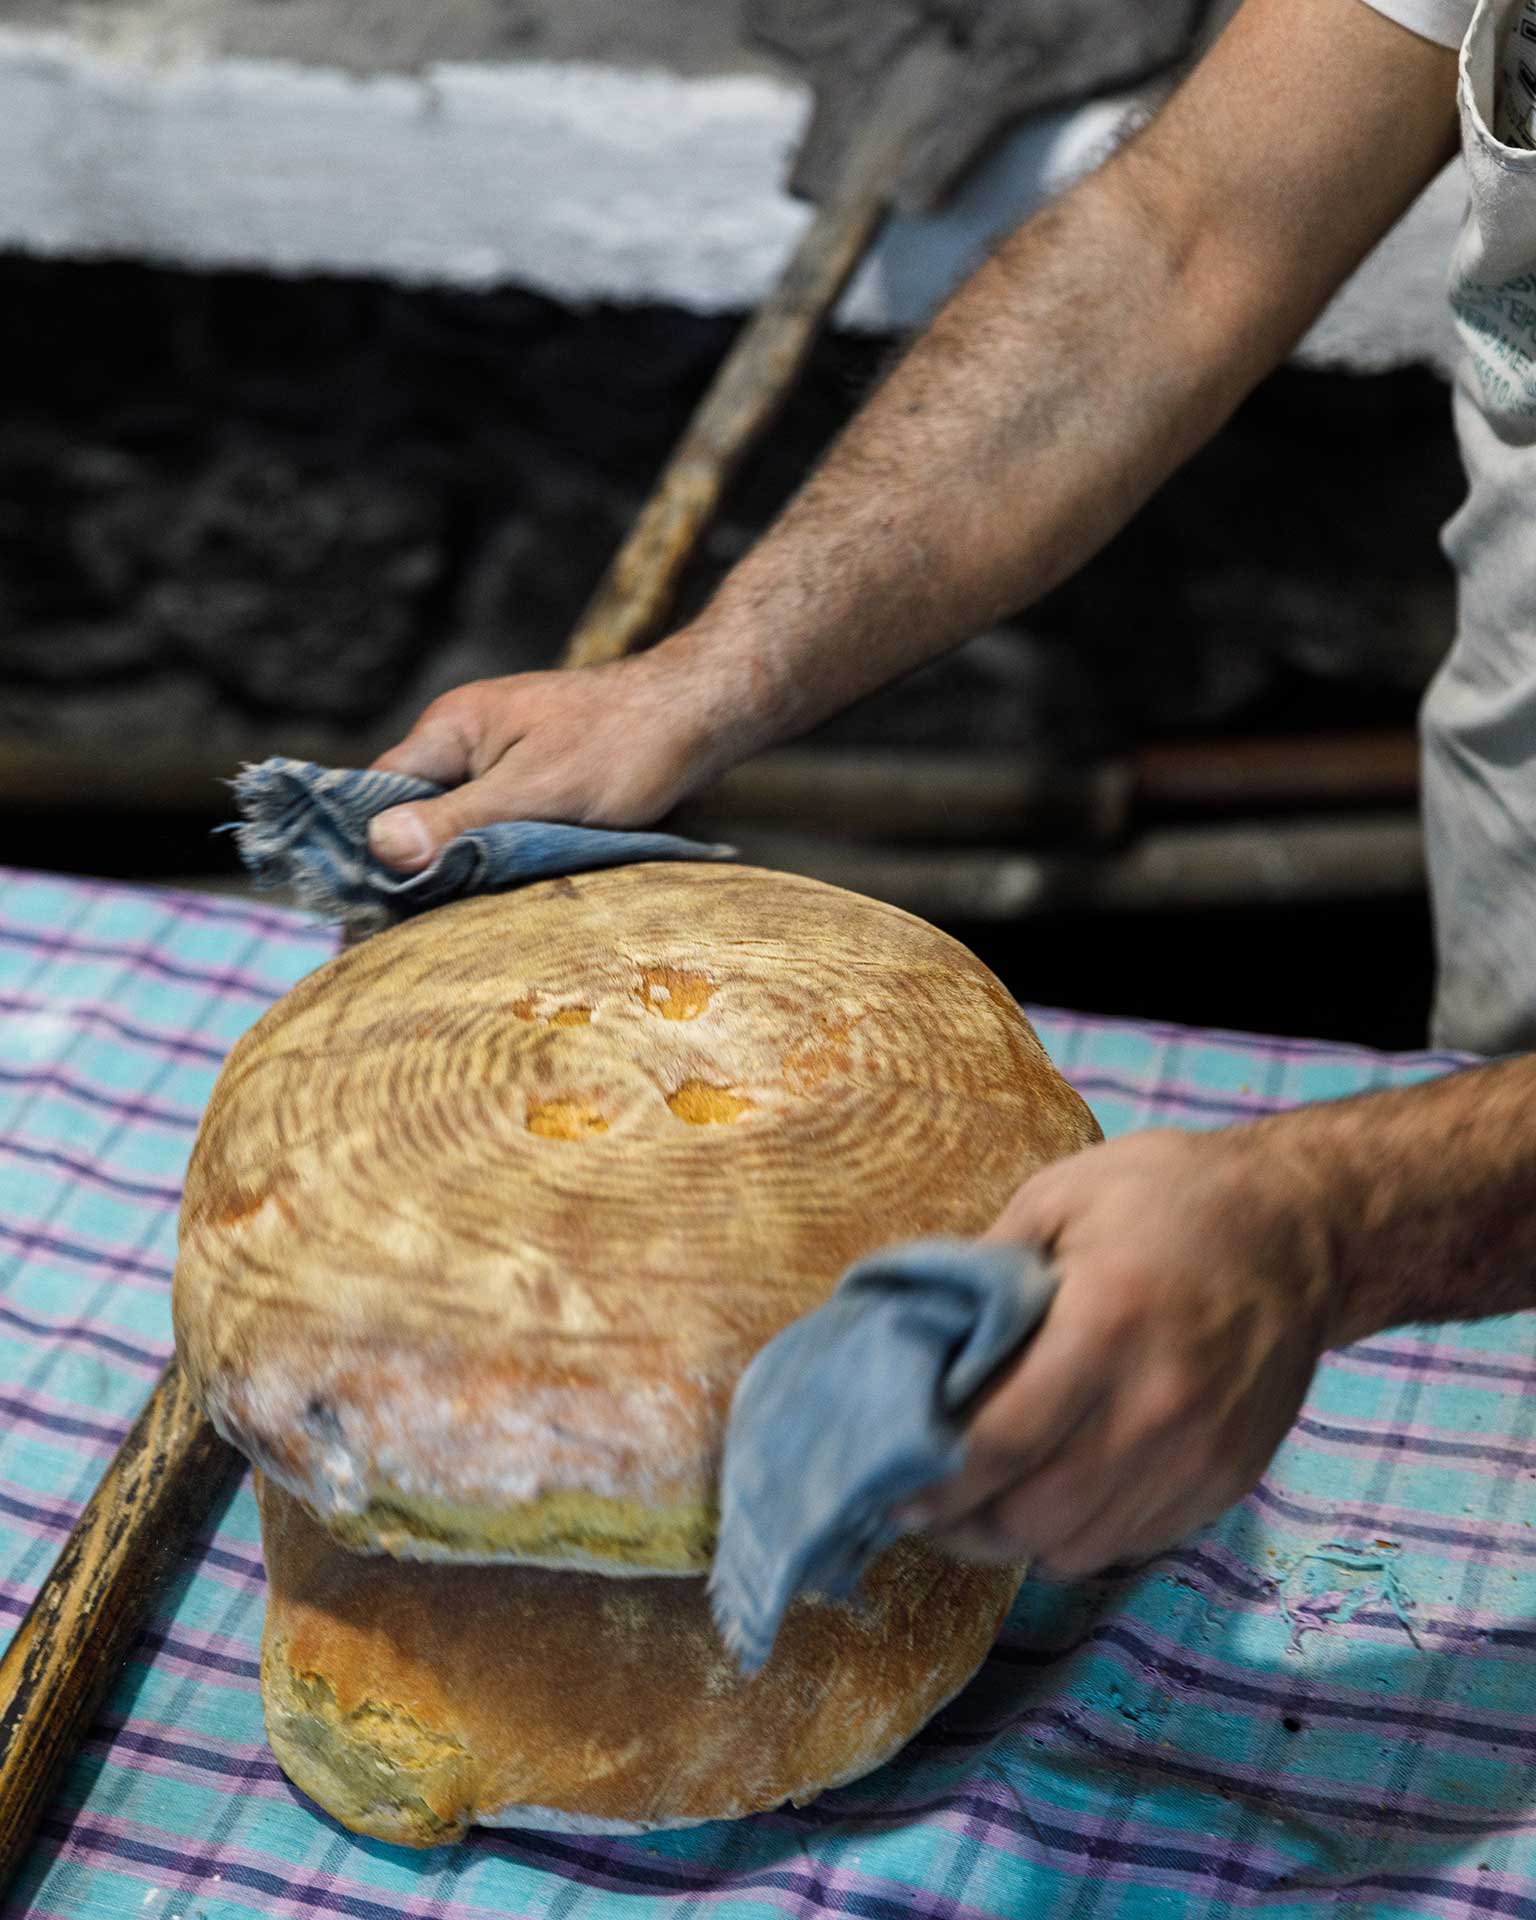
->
[368,807,433,872]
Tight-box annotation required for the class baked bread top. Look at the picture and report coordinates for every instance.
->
[173,864,1099,1570]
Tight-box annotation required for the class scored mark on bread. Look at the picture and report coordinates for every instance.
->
[511,996,594,1028]
[635,966,713,1021]
[666,1081,755,1126]
[526,1099,610,1140]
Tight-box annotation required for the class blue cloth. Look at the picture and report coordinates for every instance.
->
[709,1240,1058,1672]
[230,756,730,935]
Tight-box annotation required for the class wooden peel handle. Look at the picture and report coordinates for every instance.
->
[559,187,887,670]
[0,1359,236,1894]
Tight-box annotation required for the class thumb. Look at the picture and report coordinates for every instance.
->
[368,785,502,873]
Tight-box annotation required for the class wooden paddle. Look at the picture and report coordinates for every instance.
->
[0,1361,236,1886]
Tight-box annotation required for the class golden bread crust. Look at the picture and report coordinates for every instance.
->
[174,864,1100,1568]
[257,1477,1021,1845]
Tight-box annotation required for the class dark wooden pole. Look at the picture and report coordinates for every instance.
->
[0,1362,237,1892]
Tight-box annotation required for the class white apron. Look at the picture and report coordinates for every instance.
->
[1421,0,1536,1050]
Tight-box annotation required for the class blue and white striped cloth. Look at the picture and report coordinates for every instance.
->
[230,757,730,937]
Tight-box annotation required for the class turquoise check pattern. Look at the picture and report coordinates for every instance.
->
[1,864,1531,1920]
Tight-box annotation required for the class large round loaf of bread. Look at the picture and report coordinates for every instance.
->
[174,864,1099,1574]
[174,863,1101,1840]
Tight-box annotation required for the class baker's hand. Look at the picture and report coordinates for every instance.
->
[908,1127,1337,1578]
[366,654,716,872]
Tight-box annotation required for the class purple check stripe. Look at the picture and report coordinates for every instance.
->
[0,1387,131,1449]
[0,1061,199,1132]
[0,1136,183,1205]
[1064,1069,1292,1125]
[0,866,326,942]
[93,1717,288,1791]
[1247,1478,1536,1568]
[476,1826,1005,1920]
[1339,1339,1536,1391]
[1293,1408,1536,1474]
[0,1587,264,1684]
[0,922,302,1003]
[804,1716,1530,1849]
[980,1611,1536,1755]
[0,1472,267,1591]
[64,1659,1536,1920]
[43,1811,1012,1920]
[0,1215,172,1289]
[1028,1002,1476,1075]
[43,1745,1536,1920]
[0,1476,82,1537]
[40,1815,498,1920]
[0,1298,164,1373]
[1170,1530,1536,1652]
[0,991,231,1066]
[131,1619,263,1684]
[926,1791,1536,1915]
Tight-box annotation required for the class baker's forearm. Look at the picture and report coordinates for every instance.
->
[668,164,1259,760]
[661,0,1460,767]
[915,1051,1536,1575]
[1250,1058,1536,1347]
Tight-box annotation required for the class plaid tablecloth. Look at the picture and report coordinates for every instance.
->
[1,864,1532,1920]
